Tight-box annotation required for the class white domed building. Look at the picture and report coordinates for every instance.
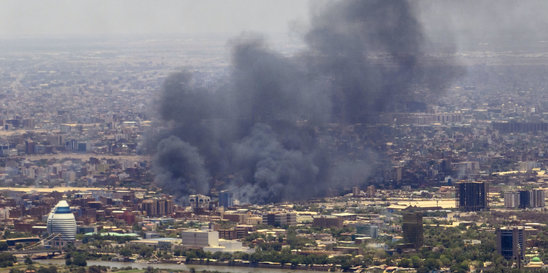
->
[47,200,76,247]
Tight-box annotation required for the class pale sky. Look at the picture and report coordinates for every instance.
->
[0,0,310,38]
[3,0,548,52]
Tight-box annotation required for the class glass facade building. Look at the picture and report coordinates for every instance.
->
[47,200,77,242]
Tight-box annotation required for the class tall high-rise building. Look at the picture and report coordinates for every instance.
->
[519,190,531,209]
[497,227,526,263]
[504,192,520,208]
[25,140,36,154]
[367,185,376,197]
[165,199,174,215]
[456,182,488,211]
[219,190,233,208]
[506,190,546,209]
[141,198,174,217]
[519,190,546,208]
[352,186,361,197]
[402,210,423,249]
[531,190,546,208]
[157,199,167,216]
[141,199,158,216]
[47,200,77,247]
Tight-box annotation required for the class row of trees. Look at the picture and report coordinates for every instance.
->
[66,251,88,267]
[170,224,545,273]
[10,266,58,273]
[174,247,359,271]
[0,252,16,267]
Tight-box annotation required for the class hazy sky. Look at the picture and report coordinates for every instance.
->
[0,0,310,38]
[3,0,548,52]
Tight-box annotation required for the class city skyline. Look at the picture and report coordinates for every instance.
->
[0,0,547,272]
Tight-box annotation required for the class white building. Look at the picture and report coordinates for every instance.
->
[181,229,219,248]
[204,239,253,253]
[47,200,77,246]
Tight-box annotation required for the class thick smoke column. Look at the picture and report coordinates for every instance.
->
[153,136,209,196]
[151,0,460,203]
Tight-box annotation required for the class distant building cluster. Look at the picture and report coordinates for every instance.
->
[504,189,546,209]
[0,32,547,271]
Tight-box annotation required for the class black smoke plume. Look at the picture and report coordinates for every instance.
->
[151,0,461,204]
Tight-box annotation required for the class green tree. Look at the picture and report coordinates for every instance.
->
[138,246,154,258]
[0,252,17,267]
[119,248,132,257]
[37,266,57,273]
[439,255,451,267]
[450,261,468,273]
[423,258,441,271]
[72,252,87,266]
[88,266,104,273]
[398,258,411,268]
[410,255,422,268]
[24,255,33,265]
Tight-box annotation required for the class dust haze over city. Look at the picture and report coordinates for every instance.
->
[0,1,547,272]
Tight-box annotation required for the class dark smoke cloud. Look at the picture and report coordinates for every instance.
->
[153,136,209,196]
[150,0,461,204]
[230,124,322,203]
